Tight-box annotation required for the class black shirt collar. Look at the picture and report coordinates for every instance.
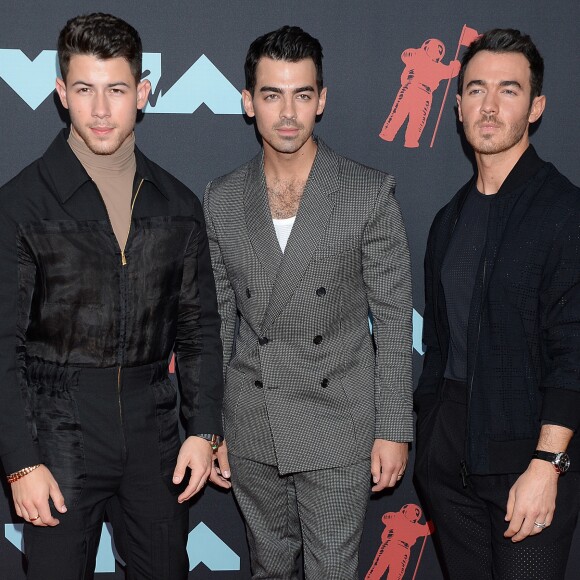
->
[492,144,546,196]
[41,129,169,203]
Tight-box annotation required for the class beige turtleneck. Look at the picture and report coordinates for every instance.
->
[68,130,137,250]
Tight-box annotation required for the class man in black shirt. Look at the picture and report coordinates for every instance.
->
[0,13,224,579]
[414,29,580,579]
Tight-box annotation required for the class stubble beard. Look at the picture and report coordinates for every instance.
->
[466,114,529,156]
[268,121,313,155]
[71,119,134,156]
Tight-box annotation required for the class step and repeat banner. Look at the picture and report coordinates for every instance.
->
[1,1,579,578]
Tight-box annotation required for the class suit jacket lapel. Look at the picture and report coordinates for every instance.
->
[244,152,284,282]
[260,140,338,333]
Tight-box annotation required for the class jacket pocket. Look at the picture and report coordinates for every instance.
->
[150,376,184,495]
[32,380,86,507]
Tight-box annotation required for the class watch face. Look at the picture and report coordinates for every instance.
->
[556,453,571,473]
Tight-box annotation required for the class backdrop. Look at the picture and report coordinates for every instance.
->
[1,1,579,578]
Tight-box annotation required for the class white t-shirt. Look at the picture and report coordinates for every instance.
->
[273,216,296,253]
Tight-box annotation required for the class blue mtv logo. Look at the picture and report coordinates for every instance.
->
[5,521,240,573]
[369,309,425,355]
[0,49,242,114]
[413,309,425,355]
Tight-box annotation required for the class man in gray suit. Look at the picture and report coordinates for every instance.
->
[204,26,413,579]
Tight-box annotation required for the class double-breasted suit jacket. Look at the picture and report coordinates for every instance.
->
[203,139,413,475]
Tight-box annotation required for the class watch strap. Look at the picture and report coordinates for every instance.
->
[532,450,570,473]
[195,433,222,451]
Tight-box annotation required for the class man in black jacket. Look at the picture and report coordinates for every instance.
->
[414,29,580,579]
[0,13,225,579]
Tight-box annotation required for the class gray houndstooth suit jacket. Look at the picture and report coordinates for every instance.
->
[203,139,413,475]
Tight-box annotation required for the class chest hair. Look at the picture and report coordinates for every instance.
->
[267,177,307,219]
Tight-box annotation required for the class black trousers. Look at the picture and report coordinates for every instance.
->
[23,361,189,580]
[414,379,580,580]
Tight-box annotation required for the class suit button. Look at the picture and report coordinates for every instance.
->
[254,380,263,388]
[316,287,326,297]
[313,335,323,345]
[321,378,329,388]
[246,288,251,298]
[258,336,269,346]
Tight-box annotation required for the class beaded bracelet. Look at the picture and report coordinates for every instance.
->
[7,464,41,484]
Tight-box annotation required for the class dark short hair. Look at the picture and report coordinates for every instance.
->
[58,13,143,83]
[457,28,544,102]
[245,26,324,94]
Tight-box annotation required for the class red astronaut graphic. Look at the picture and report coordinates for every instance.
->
[365,503,433,580]
[379,39,460,148]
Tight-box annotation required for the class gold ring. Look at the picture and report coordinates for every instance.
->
[29,515,40,522]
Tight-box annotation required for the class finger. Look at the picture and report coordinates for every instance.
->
[172,455,188,485]
[370,448,382,486]
[37,500,59,527]
[211,454,231,486]
[511,517,535,542]
[387,468,401,489]
[27,496,59,527]
[178,466,210,503]
[178,475,207,503]
[49,482,67,514]
[21,506,46,527]
[21,507,35,522]
[384,460,406,489]
[21,501,40,523]
[529,514,549,536]
[208,468,232,489]
[178,479,200,503]
[13,502,23,519]
[504,511,524,538]
[505,488,515,522]
[217,449,231,479]
[371,469,392,492]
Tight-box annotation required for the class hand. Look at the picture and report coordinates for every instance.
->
[371,439,408,492]
[504,459,559,542]
[11,465,66,527]
[208,439,232,490]
[173,436,213,503]
[450,60,461,76]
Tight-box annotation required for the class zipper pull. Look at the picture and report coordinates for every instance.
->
[460,460,469,488]
[121,249,127,266]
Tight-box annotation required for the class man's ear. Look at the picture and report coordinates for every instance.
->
[242,89,255,117]
[316,87,327,116]
[456,94,463,122]
[55,77,69,110]
[137,79,151,110]
[528,95,546,123]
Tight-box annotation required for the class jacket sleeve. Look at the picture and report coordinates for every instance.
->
[203,182,238,376]
[414,212,445,411]
[0,199,42,474]
[363,175,414,442]
[539,208,580,431]
[174,194,223,437]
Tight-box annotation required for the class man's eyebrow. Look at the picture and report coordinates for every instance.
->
[293,86,315,93]
[258,85,315,94]
[465,79,486,89]
[70,80,131,88]
[465,79,523,89]
[499,80,523,89]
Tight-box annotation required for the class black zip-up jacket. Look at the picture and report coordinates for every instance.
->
[415,146,580,474]
[0,130,223,474]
